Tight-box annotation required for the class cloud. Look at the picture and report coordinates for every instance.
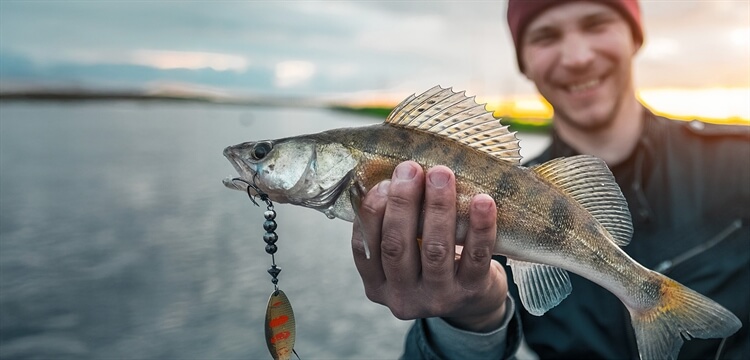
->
[730,27,750,47]
[0,0,747,99]
[130,50,248,72]
[274,60,316,88]
[640,37,680,61]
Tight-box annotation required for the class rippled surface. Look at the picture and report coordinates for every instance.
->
[0,102,549,359]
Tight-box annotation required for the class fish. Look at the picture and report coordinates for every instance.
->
[223,86,741,360]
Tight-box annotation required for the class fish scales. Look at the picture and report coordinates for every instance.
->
[223,86,741,360]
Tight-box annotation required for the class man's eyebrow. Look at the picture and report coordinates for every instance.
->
[578,10,619,23]
[526,24,556,35]
[524,9,621,41]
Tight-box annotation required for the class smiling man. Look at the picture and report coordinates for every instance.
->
[516,0,644,166]
[350,0,749,359]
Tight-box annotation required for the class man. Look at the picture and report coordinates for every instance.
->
[350,0,749,359]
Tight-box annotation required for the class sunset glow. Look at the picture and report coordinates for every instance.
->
[358,88,750,125]
[639,88,750,123]
[481,89,749,124]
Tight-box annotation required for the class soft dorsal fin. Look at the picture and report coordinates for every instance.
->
[385,86,522,164]
[532,155,633,246]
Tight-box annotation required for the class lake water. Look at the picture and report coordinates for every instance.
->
[0,102,549,359]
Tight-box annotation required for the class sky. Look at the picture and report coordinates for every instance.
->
[1,0,749,120]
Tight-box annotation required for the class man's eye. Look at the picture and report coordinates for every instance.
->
[527,31,559,45]
[252,142,273,160]
[583,17,613,32]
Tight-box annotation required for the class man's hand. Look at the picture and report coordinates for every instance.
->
[351,161,508,333]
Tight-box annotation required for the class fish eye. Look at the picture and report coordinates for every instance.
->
[251,142,272,160]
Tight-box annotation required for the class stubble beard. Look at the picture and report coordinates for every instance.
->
[553,99,622,134]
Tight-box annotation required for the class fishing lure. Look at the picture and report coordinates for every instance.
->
[232,177,299,360]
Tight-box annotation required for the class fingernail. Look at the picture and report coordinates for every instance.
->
[474,195,494,211]
[428,171,450,189]
[395,163,416,180]
[377,180,390,195]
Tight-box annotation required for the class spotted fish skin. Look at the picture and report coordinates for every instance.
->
[224,86,741,360]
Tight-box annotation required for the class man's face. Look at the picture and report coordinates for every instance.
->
[520,2,639,132]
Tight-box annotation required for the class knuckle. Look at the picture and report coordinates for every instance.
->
[380,231,406,260]
[470,218,495,234]
[467,247,491,264]
[364,288,383,304]
[385,291,420,320]
[359,200,382,218]
[425,199,452,215]
[390,310,410,321]
[389,304,418,320]
[422,242,451,263]
[388,192,415,210]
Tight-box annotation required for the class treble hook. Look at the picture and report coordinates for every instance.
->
[231,176,273,209]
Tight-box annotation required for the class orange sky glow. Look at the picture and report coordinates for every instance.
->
[356,87,750,125]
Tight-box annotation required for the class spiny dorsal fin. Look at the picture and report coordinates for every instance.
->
[532,155,633,246]
[385,85,522,164]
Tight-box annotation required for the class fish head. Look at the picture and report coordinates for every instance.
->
[223,136,357,209]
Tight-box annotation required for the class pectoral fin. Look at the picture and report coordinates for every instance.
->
[507,258,572,316]
[349,183,371,259]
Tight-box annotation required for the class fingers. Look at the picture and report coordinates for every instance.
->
[350,161,508,330]
[420,166,457,286]
[351,180,389,296]
[457,194,498,288]
[379,161,423,285]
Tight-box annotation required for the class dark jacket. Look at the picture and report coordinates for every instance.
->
[403,109,750,359]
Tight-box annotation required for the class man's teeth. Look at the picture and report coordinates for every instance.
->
[569,79,600,92]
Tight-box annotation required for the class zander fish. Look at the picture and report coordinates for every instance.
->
[223,86,741,360]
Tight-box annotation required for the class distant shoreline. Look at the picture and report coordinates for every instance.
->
[331,105,553,133]
[0,90,554,133]
[0,92,201,102]
[0,90,319,108]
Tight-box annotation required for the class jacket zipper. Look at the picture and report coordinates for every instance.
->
[653,219,743,275]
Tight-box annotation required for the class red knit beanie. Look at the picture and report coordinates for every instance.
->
[507,0,643,72]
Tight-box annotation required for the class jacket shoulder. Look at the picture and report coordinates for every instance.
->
[671,118,750,139]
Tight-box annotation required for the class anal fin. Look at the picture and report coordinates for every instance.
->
[507,258,572,316]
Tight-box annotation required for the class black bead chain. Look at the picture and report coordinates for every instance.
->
[263,207,282,290]
[231,177,283,290]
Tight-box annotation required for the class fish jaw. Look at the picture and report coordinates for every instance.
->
[223,142,258,184]
[222,141,270,197]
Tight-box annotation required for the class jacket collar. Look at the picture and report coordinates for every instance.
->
[539,105,658,163]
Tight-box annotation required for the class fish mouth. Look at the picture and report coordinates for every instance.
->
[222,145,257,192]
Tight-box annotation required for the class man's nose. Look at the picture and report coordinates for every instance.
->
[560,33,594,70]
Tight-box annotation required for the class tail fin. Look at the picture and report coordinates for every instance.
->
[629,274,741,360]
